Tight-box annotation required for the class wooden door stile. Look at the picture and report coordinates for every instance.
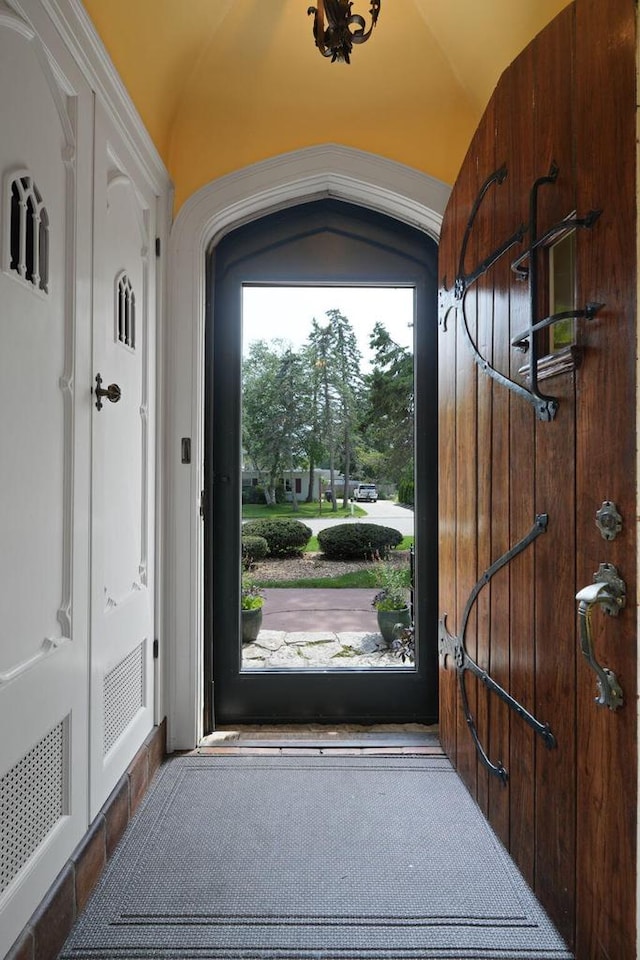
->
[437,188,459,764]
[505,41,537,889]
[471,95,497,819]
[574,0,637,954]
[485,74,514,847]
[454,139,481,794]
[530,9,578,947]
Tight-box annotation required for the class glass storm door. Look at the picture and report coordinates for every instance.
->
[205,200,438,727]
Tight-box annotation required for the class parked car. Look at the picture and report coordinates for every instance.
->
[353,483,378,502]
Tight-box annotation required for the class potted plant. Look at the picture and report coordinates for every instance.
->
[371,562,411,646]
[241,575,264,643]
[391,623,415,663]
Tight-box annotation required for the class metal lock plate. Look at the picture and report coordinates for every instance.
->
[595,500,622,541]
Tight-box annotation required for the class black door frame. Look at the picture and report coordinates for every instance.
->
[204,199,438,727]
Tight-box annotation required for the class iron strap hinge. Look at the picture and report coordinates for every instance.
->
[439,513,556,785]
[439,163,603,421]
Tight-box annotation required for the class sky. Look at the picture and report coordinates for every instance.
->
[242,285,414,370]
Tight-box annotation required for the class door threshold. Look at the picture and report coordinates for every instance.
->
[198,723,442,754]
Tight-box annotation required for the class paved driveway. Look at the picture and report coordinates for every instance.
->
[301,499,414,536]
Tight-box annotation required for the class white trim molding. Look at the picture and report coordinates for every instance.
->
[166,144,451,750]
[41,0,169,195]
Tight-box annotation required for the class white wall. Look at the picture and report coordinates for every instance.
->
[0,2,170,955]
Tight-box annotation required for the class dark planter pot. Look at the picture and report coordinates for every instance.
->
[376,607,411,646]
[241,606,263,643]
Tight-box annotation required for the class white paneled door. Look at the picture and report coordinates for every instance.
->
[89,102,156,818]
[0,3,93,956]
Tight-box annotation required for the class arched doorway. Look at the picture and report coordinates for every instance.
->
[205,199,438,727]
[166,146,449,748]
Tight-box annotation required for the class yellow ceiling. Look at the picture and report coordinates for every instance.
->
[82,0,571,213]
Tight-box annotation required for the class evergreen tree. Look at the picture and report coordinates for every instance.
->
[360,321,414,488]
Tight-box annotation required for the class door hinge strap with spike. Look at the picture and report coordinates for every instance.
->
[439,513,556,785]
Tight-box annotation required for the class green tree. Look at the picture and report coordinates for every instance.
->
[325,309,362,510]
[300,338,329,503]
[307,311,362,512]
[242,340,311,506]
[361,321,414,488]
[307,319,339,511]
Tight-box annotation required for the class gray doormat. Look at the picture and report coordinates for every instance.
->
[60,756,572,959]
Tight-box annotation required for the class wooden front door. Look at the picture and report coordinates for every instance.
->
[437,2,636,956]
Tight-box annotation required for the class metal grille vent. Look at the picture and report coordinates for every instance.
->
[1,721,66,896]
[103,643,144,755]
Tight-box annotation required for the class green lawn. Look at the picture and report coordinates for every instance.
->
[255,570,377,589]
[242,501,367,520]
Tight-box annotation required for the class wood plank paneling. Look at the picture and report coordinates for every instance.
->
[454,139,479,792]
[487,72,514,849]
[574,0,637,955]
[437,2,636,956]
[474,95,497,819]
[437,184,459,765]
[531,9,577,947]
[505,41,537,889]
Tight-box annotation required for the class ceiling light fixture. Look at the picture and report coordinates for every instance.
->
[308,0,381,64]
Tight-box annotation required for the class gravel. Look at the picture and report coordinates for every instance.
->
[250,551,410,583]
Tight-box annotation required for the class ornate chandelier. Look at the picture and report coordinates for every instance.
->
[308,0,381,64]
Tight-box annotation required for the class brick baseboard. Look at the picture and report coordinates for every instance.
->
[6,720,167,960]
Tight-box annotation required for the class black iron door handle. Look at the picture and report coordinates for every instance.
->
[95,373,122,411]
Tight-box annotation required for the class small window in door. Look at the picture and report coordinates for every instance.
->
[115,273,136,349]
[9,175,49,293]
[548,228,576,353]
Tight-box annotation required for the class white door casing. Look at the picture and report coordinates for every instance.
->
[90,101,156,818]
[0,1,93,955]
[166,145,451,749]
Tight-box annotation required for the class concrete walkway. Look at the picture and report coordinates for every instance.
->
[243,588,410,669]
[261,587,378,632]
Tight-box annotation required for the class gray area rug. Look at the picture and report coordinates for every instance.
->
[60,756,572,959]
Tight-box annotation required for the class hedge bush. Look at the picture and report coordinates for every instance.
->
[242,485,265,505]
[397,479,414,507]
[317,523,403,560]
[241,535,269,568]
[242,518,312,557]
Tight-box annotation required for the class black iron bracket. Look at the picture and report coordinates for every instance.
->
[439,514,556,785]
[439,163,603,421]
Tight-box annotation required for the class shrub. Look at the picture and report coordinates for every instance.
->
[242,518,312,557]
[241,575,264,609]
[317,523,402,560]
[242,484,265,504]
[371,561,409,610]
[241,535,269,568]
[397,479,414,507]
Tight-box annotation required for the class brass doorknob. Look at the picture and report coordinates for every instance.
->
[95,373,122,411]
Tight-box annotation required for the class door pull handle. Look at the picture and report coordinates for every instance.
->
[575,563,626,711]
[94,373,122,411]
